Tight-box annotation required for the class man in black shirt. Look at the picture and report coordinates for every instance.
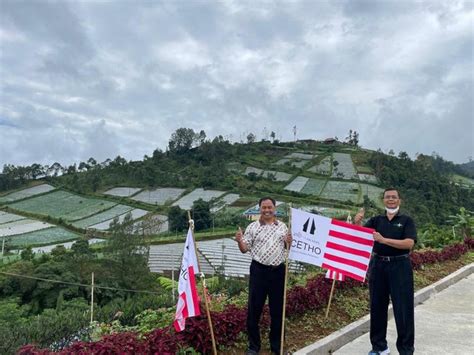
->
[355,188,416,355]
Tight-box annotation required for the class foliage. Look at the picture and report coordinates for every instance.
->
[191,199,211,231]
[168,206,188,232]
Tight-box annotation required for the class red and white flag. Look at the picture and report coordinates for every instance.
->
[289,208,374,282]
[325,269,346,281]
[174,227,200,332]
[322,219,374,282]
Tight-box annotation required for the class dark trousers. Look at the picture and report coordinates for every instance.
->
[247,260,285,354]
[369,257,415,355]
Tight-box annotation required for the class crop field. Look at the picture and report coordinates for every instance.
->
[331,153,358,179]
[0,211,27,224]
[245,166,263,176]
[360,183,384,208]
[355,165,374,174]
[71,204,134,228]
[308,156,332,175]
[9,190,116,221]
[211,193,240,212]
[261,170,292,181]
[8,227,79,247]
[89,208,149,230]
[0,218,54,236]
[300,178,327,196]
[27,238,105,253]
[103,187,142,197]
[275,159,309,168]
[133,214,168,235]
[320,181,360,203]
[285,152,315,160]
[284,176,309,192]
[358,173,378,183]
[0,184,56,203]
[173,188,226,210]
[131,187,186,205]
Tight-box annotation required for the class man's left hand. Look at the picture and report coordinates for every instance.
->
[373,232,385,243]
[284,233,292,246]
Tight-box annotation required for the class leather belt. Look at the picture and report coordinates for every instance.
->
[373,253,409,262]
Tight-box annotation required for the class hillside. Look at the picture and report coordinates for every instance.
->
[1,134,473,254]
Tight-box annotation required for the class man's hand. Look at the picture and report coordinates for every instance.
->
[354,207,365,225]
[373,231,385,243]
[284,233,292,247]
[236,226,248,253]
[235,226,243,243]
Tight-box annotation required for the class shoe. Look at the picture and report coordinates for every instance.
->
[368,348,390,355]
[245,350,259,355]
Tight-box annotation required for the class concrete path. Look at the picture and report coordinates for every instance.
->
[334,273,474,355]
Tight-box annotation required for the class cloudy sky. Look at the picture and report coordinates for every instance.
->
[0,0,472,168]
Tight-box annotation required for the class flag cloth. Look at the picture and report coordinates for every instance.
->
[289,208,374,282]
[325,269,346,281]
[174,227,201,332]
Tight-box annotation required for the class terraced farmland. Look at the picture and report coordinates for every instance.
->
[320,181,360,203]
[7,227,79,247]
[360,183,384,208]
[0,211,27,224]
[308,156,332,175]
[275,158,309,168]
[0,184,56,203]
[0,218,53,236]
[131,188,186,205]
[285,152,315,160]
[103,187,142,197]
[71,204,134,228]
[133,214,168,234]
[211,193,240,212]
[9,190,116,221]
[172,188,226,210]
[89,208,149,230]
[358,173,378,183]
[284,176,309,192]
[245,167,292,181]
[331,153,358,179]
[300,178,326,196]
[25,238,105,253]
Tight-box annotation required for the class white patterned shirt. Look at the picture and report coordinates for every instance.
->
[243,219,288,266]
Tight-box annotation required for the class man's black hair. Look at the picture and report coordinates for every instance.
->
[259,196,276,206]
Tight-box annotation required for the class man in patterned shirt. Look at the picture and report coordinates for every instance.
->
[236,196,292,355]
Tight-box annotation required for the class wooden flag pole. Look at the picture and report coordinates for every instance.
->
[280,203,292,355]
[325,278,336,319]
[90,272,95,323]
[188,211,217,355]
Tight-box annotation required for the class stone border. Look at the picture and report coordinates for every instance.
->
[294,263,474,355]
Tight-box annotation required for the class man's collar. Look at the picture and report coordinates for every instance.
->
[259,217,279,226]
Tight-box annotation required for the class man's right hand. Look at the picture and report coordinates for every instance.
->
[354,208,365,225]
[235,226,243,243]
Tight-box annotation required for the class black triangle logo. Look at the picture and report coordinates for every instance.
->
[303,218,317,235]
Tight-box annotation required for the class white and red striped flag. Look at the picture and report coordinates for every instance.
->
[174,227,201,332]
[325,269,346,281]
[321,219,374,282]
[289,208,374,282]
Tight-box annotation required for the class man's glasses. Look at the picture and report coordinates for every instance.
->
[384,195,399,200]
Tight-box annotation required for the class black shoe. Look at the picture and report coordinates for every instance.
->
[245,350,259,355]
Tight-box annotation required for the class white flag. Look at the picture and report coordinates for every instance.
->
[289,208,374,282]
[174,227,201,332]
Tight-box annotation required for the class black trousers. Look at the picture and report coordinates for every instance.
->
[247,260,285,354]
[369,256,415,355]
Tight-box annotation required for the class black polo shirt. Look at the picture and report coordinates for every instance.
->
[365,212,417,256]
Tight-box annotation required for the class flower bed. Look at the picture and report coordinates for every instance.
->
[20,239,473,354]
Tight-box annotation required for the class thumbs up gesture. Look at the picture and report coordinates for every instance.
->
[354,208,365,226]
[235,226,243,243]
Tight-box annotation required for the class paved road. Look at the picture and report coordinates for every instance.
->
[335,273,474,355]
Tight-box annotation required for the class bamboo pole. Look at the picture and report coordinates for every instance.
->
[325,278,336,319]
[187,211,217,355]
[280,203,292,355]
[90,272,94,323]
